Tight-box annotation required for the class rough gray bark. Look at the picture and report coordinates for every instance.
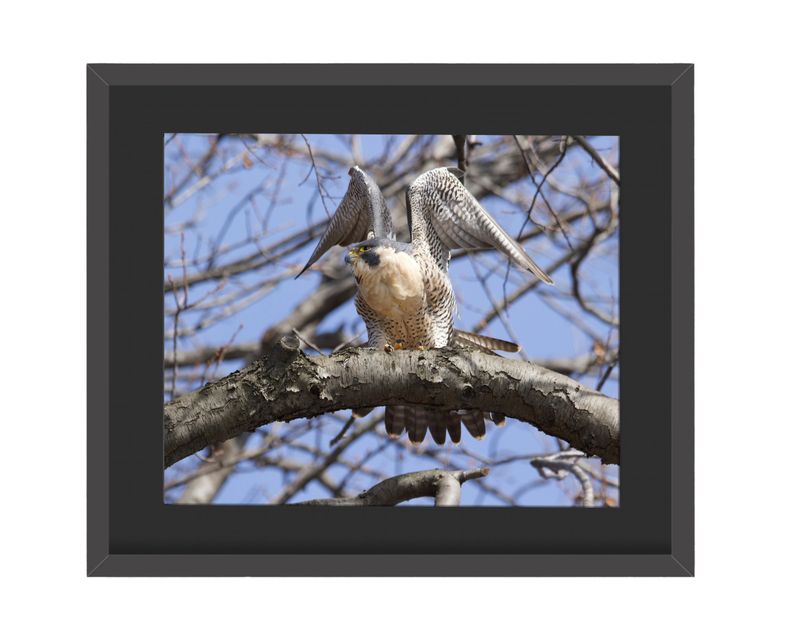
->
[168,340,613,378]
[296,468,490,506]
[164,336,620,468]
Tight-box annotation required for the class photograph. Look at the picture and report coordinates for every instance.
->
[163,133,620,507]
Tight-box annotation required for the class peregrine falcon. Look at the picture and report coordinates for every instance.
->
[298,165,553,444]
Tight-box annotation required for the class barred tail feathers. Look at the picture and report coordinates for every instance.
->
[453,329,520,354]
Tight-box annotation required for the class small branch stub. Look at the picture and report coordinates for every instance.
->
[296,467,490,506]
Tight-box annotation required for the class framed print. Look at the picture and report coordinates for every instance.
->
[87,63,693,576]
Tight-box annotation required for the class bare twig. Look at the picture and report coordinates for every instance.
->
[329,414,356,446]
[453,134,468,173]
[570,227,620,327]
[271,418,378,504]
[531,450,595,507]
[596,355,619,392]
[572,135,620,185]
[512,134,573,250]
[292,328,325,356]
[300,134,333,217]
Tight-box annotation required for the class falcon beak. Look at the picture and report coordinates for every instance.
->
[345,249,358,265]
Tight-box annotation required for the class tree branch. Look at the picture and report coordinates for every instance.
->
[295,467,490,506]
[531,450,596,507]
[163,336,620,469]
[571,135,620,185]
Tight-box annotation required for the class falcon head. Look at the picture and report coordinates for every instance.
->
[344,238,412,269]
[345,241,381,268]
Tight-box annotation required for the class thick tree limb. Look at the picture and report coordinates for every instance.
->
[163,337,620,468]
[296,467,490,506]
[165,340,611,378]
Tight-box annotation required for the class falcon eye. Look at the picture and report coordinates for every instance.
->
[359,246,368,253]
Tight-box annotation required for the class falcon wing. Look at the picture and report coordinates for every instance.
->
[297,166,394,277]
[407,167,553,284]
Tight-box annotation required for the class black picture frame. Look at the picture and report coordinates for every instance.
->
[87,63,693,576]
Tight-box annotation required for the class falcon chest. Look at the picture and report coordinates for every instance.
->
[354,249,425,320]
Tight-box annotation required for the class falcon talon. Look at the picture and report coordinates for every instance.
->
[383,343,394,353]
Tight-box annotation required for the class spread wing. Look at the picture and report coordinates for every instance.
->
[297,166,394,277]
[407,167,553,284]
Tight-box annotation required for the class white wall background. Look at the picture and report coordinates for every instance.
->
[2,1,797,638]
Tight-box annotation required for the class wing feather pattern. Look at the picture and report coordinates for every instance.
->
[408,168,553,284]
[297,166,393,277]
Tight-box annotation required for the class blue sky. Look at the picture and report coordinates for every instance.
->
[163,133,620,506]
